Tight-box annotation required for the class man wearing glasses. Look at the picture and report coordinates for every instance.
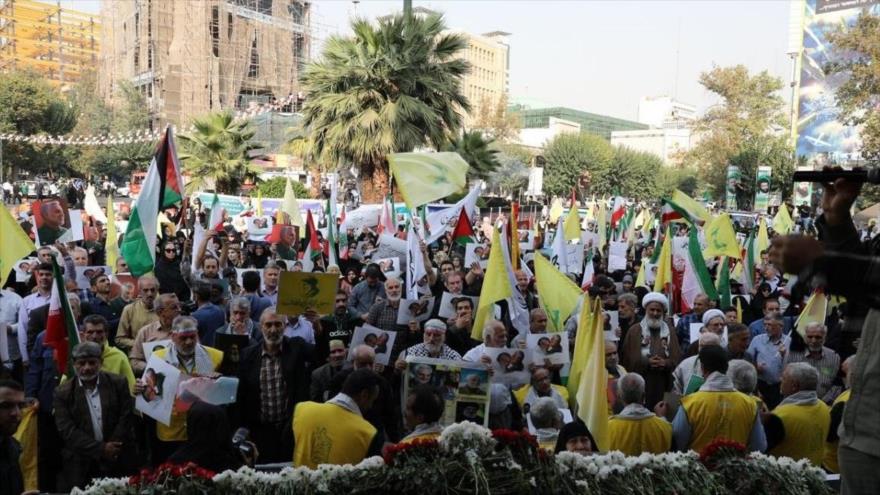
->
[0,379,26,495]
[115,276,161,355]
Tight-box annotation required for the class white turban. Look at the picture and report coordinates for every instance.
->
[641,292,668,311]
[702,309,725,325]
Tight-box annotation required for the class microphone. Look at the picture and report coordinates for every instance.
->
[792,169,880,184]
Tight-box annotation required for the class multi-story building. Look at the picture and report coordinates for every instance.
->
[0,0,100,87]
[456,29,510,127]
[637,95,696,129]
[99,0,311,127]
[610,95,697,166]
[513,104,648,141]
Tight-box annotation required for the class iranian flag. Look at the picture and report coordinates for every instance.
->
[681,228,718,311]
[739,232,757,292]
[44,258,80,377]
[207,193,225,232]
[378,195,395,235]
[452,207,475,246]
[581,248,595,290]
[120,128,185,276]
[610,196,626,228]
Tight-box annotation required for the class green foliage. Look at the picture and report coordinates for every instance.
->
[445,131,500,180]
[487,151,530,199]
[592,146,664,200]
[657,167,700,198]
[178,111,262,195]
[826,13,880,160]
[256,177,310,199]
[473,94,522,142]
[0,71,77,178]
[542,133,613,197]
[301,12,470,200]
[683,65,792,201]
[65,72,154,179]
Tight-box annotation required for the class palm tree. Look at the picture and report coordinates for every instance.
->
[178,111,261,194]
[301,12,470,202]
[445,130,500,181]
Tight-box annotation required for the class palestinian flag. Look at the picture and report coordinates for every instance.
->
[120,128,185,276]
[681,228,717,311]
[339,206,350,260]
[452,207,475,246]
[610,196,626,228]
[207,192,225,232]
[44,258,80,377]
[325,198,338,266]
[302,209,322,267]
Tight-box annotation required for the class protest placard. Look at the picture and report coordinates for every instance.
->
[136,355,181,426]
[277,271,338,315]
[403,356,491,427]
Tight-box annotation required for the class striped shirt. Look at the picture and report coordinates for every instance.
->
[784,346,841,400]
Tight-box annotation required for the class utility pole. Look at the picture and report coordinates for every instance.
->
[403,0,411,18]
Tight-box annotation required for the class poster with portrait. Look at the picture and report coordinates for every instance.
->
[374,257,401,280]
[112,273,139,300]
[348,324,397,366]
[213,334,250,375]
[142,339,171,360]
[437,292,479,319]
[464,242,490,269]
[483,347,531,387]
[580,232,600,250]
[13,257,38,283]
[135,355,182,426]
[608,241,628,272]
[31,199,83,245]
[754,166,772,213]
[74,265,111,290]
[245,215,273,242]
[277,271,339,316]
[527,333,570,366]
[517,229,535,251]
[403,356,490,427]
[793,166,813,207]
[726,165,740,210]
[396,296,436,325]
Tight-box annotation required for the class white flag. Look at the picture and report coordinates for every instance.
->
[550,220,569,272]
[406,222,427,300]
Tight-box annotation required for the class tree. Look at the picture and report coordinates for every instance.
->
[473,94,522,142]
[256,177,310,198]
[592,146,663,200]
[826,12,880,161]
[0,71,77,178]
[657,167,700,198]
[445,131,500,180]
[541,133,613,197]
[727,136,794,210]
[178,111,262,194]
[684,65,792,200]
[301,13,470,202]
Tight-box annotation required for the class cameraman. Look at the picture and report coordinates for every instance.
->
[772,175,880,494]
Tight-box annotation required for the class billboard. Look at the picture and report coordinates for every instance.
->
[726,165,740,210]
[793,166,814,206]
[754,166,772,213]
[794,0,880,165]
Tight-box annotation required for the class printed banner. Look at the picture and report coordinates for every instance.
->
[136,355,182,426]
[277,271,339,316]
[726,165,740,210]
[793,166,813,207]
[403,356,491,428]
[753,166,772,213]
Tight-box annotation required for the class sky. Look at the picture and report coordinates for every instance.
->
[63,0,796,122]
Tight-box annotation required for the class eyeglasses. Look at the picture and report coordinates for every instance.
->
[165,248,176,253]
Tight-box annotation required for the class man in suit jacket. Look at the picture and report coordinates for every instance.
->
[310,339,347,402]
[53,342,135,491]
[235,307,312,463]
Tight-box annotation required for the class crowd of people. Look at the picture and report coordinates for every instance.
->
[0,175,876,494]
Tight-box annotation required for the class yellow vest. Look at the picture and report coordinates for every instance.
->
[608,415,672,455]
[681,390,757,452]
[513,384,570,409]
[823,390,851,473]
[769,400,831,465]
[154,346,224,442]
[398,431,441,445]
[293,401,376,469]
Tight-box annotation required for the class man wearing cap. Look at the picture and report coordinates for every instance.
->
[674,294,710,351]
[621,292,681,409]
[311,340,347,402]
[53,342,135,491]
[348,264,386,319]
[137,315,223,463]
[394,319,462,364]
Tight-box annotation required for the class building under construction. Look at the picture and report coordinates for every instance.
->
[99,0,312,128]
[0,0,100,87]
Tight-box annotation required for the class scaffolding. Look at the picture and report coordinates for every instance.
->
[0,0,100,86]
[99,0,316,129]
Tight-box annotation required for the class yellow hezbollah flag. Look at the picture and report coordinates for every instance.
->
[670,189,711,225]
[14,404,38,491]
[549,197,564,224]
[794,289,828,338]
[0,205,36,288]
[563,208,581,241]
[282,177,304,228]
[575,294,610,452]
[568,296,599,400]
[471,228,514,340]
[255,189,264,217]
[704,213,741,260]
[773,204,794,235]
[534,252,583,333]
[635,261,648,288]
[105,197,120,273]
[736,297,743,323]
[653,226,673,293]
[756,217,770,254]
[388,152,469,210]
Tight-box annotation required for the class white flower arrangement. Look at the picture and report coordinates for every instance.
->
[438,420,496,456]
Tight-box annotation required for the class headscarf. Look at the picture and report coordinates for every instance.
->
[554,419,598,454]
[168,401,240,472]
